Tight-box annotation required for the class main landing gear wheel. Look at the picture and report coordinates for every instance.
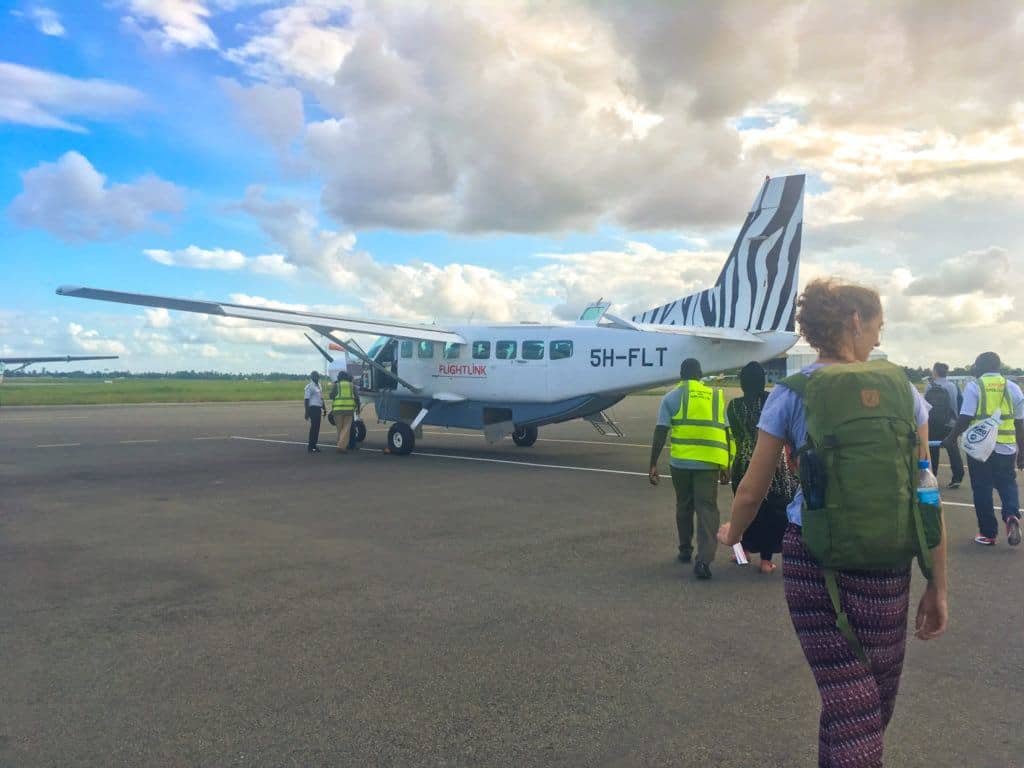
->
[512,425,538,447]
[387,422,415,455]
[352,420,367,443]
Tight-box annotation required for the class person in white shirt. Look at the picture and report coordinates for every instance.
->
[944,352,1024,546]
[303,371,326,453]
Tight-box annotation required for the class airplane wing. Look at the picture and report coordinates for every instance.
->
[0,355,119,364]
[57,286,466,345]
[634,324,767,343]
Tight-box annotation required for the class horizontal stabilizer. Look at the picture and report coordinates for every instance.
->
[636,324,765,343]
[57,286,466,345]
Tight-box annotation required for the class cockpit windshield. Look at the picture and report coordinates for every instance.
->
[579,305,609,322]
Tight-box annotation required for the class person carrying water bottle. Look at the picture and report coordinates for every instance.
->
[717,278,948,768]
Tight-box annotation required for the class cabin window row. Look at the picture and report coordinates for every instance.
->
[399,340,574,361]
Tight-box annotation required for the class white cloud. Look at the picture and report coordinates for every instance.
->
[904,247,1012,297]
[146,245,247,270]
[16,6,66,36]
[145,308,172,328]
[0,62,145,132]
[67,322,127,355]
[224,2,355,82]
[9,152,185,242]
[142,245,299,276]
[121,0,218,50]
[219,78,305,152]
[250,253,298,276]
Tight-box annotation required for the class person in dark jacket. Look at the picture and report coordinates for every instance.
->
[725,361,799,573]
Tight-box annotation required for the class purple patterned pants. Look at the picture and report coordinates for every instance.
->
[782,525,911,768]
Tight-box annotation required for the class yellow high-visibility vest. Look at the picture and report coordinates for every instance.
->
[332,380,356,412]
[975,374,1015,445]
[669,380,732,468]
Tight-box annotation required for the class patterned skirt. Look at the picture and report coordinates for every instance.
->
[782,524,911,768]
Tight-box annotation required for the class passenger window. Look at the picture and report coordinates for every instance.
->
[444,343,462,360]
[550,340,573,360]
[495,341,517,360]
[522,341,544,360]
[472,341,490,359]
[417,341,434,358]
[400,340,413,358]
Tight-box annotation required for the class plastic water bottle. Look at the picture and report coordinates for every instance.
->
[917,459,940,505]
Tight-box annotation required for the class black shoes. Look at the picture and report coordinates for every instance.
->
[694,561,712,580]
[947,480,961,489]
[678,551,692,564]
[308,447,321,453]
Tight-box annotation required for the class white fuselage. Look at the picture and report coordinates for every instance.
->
[386,324,798,403]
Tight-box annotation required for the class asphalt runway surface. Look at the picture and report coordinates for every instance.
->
[1,398,1021,767]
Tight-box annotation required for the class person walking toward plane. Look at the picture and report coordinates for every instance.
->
[304,371,326,453]
[329,370,360,453]
[649,358,733,580]
[943,351,1024,546]
[718,279,947,768]
[726,361,798,574]
[925,362,964,488]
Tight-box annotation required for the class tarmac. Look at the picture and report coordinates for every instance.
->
[1,398,1021,767]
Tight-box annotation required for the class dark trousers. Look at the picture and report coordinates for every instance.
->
[306,405,322,450]
[670,467,720,564]
[929,441,964,483]
[966,452,1021,538]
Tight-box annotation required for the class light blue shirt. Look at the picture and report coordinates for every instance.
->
[757,364,929,525]
[960,373,1024,456]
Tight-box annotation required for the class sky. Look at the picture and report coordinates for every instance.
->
[1,0,1022,373]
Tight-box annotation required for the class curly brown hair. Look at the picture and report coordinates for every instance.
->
[796,279,882,358]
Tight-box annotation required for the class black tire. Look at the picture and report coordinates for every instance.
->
[353,420,367,443]
[512,425,538,447]
[387,422,415,455]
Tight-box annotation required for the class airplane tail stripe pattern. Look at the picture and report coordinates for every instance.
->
[633,174,804,332]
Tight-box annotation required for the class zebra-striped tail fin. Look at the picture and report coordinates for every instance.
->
[633,174,805,331]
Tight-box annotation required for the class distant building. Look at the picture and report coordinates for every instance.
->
[783,343,887,377]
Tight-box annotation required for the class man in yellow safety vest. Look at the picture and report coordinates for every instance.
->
[944,351,1024,546]
[648,358,733,580]
[329,370,360,453]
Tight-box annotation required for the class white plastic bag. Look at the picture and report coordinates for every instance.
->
[962,407,1000,462]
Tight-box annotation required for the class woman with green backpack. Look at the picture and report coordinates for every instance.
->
[718,278,948,768]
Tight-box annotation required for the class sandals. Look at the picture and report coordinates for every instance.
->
[759,561,777,574]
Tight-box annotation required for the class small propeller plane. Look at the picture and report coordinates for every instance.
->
[58,174,805,455]
[1,354,119,384]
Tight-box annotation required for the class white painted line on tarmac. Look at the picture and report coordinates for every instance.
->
[192,436,230,440]
[4,416,91,423]
[36,442,81,448]
[258,433,289,438]
[120,439,159,444]
[418,430,649,449]
[230,435,652,478]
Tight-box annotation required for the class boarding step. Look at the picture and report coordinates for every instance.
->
[585,410,624,438]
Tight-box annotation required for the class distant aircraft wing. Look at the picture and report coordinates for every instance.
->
[57,286,466,344]
[0,355,118,364]
[635,324,767,343]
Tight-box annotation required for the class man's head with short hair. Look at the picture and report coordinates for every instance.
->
[679,358,702,381]
[972,352,1001,376]
[310,370,320,383]
[932,362,949,378]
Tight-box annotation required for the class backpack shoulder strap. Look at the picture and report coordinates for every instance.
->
[823,570,870,667]
[781,372,809,396]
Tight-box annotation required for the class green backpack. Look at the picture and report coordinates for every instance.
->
[783,360,942,663]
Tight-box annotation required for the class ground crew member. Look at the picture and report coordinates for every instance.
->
[329,370,360,453]
[304,371,325,453]
[944,351,1024,546]
[648,357,732,580]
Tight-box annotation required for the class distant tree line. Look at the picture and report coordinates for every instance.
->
[4,369,309,380]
